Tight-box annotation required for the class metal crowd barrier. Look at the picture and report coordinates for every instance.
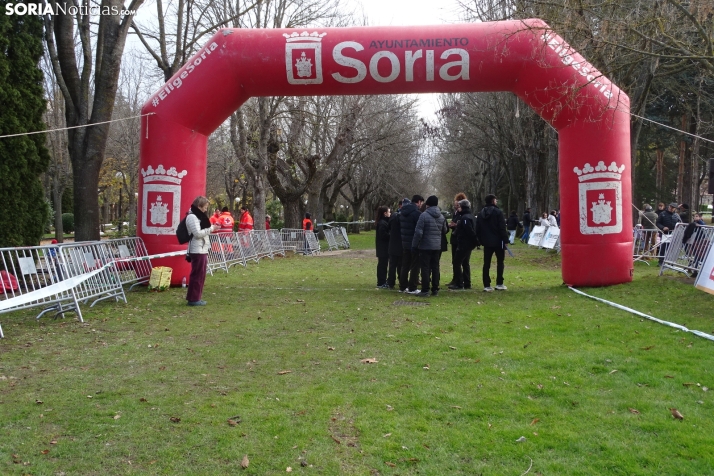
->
[633,226,660,264]
[57,241,127,308]
[104,237,153,289]
[266,229,285,256]
[250,230,273,260]
[218,233,247,269]
[207,234,230,275]
[323,228,340,251]
[338,227,350,248]
[660,223,714,277]
[281,229,305,253]
[237,231,259,263]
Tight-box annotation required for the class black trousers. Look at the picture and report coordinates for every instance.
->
[450,243,458,281]
[482,246,504,287]
[419,249,441,293]
[387,254,402,287]
[452,248,472,287]
[377,256,389,286]
[399,246,420,291]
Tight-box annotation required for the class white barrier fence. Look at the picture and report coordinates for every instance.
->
[0,227,337,336]
[323,227,350,251]
[527,225,560,251]
[659,223,714,277]
[632,227,660,264]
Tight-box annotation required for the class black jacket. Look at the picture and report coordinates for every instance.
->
[376,217,390,258]
[399,203,421,247]
[522,211,531,228]
[476,204,509,248]
[656,210,681,234]
[507,213,519,231]
[449,209,463,245]
[388,213,402,256]
[455,208,476,251]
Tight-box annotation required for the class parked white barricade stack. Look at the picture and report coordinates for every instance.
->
[0,244,80,334]
[104,237,153,289]
[305,231,321,255]
[541,227,561,251]
[216,233,246,269]
[339,227,350,248]
[207,234,230,275]
[281,229,305,253]
[324,228,340,251]
[660,223,714,277]
[57,241,126,308]
[237,231,259,263]
[266,229,285,256]
[528,226,547,247]
[250,230,273,260]
[632,226,660,264]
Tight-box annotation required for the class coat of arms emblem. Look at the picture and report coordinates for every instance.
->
[141,164,188,235]
[284,31,326,85]
[574,161,625,235]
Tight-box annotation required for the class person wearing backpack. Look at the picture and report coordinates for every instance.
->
[449,199,477,290]
[185,196,220,306]
[476,194,509,292]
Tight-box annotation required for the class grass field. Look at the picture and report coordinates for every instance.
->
[1,232,713,475]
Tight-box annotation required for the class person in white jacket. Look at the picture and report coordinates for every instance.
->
[185,196,220,306]
[547,210,559,228]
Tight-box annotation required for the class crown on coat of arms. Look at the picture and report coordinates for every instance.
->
[141,164,188,184]
[282,31,327,43]
[573,161,625,182]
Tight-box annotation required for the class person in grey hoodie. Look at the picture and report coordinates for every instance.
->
[411,195,447,297]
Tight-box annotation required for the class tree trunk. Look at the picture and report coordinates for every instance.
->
[282,198,303,229]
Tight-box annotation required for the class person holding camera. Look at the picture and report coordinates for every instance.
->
[186,196,220,306]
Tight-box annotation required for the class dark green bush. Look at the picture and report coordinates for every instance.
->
[62,213,74,233]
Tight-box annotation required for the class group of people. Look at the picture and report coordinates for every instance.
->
[375,193,510,295]
[637,201,707,264]
[209,206,262,231]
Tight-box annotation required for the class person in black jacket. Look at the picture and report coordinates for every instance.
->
[386,201,404,289]
[476,194,509,292]
[447,192,468,286]
[399,195,424,293]
[375,206,391,288]
[412,195,447,296]
[449,199,476,290]
[507,210,519,245]
[520,208,532,243]
[656,202,682,265]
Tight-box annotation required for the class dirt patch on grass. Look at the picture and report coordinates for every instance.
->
[319,249,374,259]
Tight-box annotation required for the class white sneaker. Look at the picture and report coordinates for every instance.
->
[483,286,494,292]
[495,284,507,291]
[406,289,421,295]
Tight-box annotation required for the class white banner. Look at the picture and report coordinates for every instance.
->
[542,227,561,249]
[528,226,546,247]
[694,244,714,296]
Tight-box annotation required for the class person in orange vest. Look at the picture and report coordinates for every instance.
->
[238,206,254,231]
[302,212,313,231]
[217,207,234,234]
[209,208,221,225]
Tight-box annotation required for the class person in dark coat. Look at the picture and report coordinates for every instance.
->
[507,210,519,245]
[520,208,532,243]
[678,203,690,224]
[449,199,476,290]
[375,206,391,288]
[656,202,682,265]
[387,201,404,289]
[476,194,509,292]
[411,195,447,296]
[399,195,424,293]
[447,192,467,286]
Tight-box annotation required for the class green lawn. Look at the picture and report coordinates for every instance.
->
[1,232,713,475]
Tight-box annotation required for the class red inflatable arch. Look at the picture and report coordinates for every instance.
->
[138,19,633,287]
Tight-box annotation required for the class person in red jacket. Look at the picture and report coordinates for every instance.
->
[302,213,313,231]
[238,206,254,231]
[217,207,234,234]
[209,208,220,225]
[265,215,271,230]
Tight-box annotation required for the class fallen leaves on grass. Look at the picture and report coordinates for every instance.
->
[669,408,684,420]
[113,414,121,420]
[170,416,181,423]
[530,418,539,425]
[327,347,335,351]
[383,433,392,438]
[277,370,292,375]
[628,408,640,414]
[41,449,49,454]
[683,383,696,387]
[516,436,527,442]
[641,345,655,350]
[385,462,396,467]
[423,364,430,370]
[360,358,378,364]
[609,369,618,374]
[241,455,249,468]
[35,399,43,405]
[664,375,674,379]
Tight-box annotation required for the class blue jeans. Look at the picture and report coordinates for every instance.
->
[521,225,530,243]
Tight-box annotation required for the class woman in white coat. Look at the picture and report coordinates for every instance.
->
[186,196,220,306]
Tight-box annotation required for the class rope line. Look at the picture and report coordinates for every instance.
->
[628,112,714,145]
[0,113,154,140]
